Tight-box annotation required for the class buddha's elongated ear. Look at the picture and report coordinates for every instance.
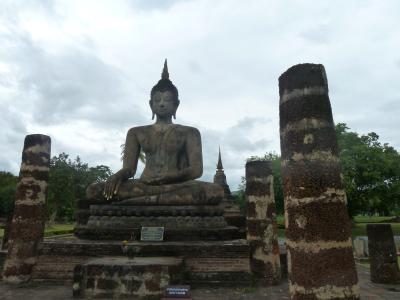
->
[173,99,180,119]
[149,99,155,120]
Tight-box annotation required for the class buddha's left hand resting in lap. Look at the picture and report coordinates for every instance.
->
[86,60,223,205]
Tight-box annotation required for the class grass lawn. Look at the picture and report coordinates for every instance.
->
[276,215,400,238]
[0,224,74,238]
[353,216,394,223]
[43,224,74,237]
[352,223,400,237]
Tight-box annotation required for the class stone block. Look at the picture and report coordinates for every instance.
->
[73,256,184,299]
[367,224,400,284]
[353,238,367,258]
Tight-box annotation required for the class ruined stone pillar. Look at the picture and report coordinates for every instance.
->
[279,64,359,299]
[2,134,51,283]
[245,160,281,285]
[367,224,400,284]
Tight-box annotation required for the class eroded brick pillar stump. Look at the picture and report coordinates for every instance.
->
[245,160,281,285]
[367,224,400,284]
[279,64,359,299]
[2,134,51,283]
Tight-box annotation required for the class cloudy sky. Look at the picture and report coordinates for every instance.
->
[1,0,399,189]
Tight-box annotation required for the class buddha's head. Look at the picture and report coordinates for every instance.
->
[150,60,180,120]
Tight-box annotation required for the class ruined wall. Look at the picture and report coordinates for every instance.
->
[279,64,359,299]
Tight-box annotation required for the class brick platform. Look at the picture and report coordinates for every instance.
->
[32,238,252,285]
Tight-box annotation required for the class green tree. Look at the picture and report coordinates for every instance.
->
[0,171,18,218]
[47,153,112,222]
[336,123,400,216]
[238,124,400,218]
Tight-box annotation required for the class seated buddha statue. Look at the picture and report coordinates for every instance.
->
[83,60,224,207]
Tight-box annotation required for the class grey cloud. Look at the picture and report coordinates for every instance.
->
[300,23,330,44]
[187,60,203,75]
[379,99,400,112]
[0,0,56,25]
[128,0,187,11]
[200,117,272,188]
[1,29,146,129]
[0,108,27,174]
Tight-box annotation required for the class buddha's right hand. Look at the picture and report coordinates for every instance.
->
[103,173,123,200]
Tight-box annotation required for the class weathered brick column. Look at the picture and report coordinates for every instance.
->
[367,224,400,284]
[279,64,359,299]
[2,134,51,283]
[245,160,281,285]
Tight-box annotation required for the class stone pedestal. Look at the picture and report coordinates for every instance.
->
[75,181,240,241]
[367,224,400,284]
[245,160,281,285]
[279,64,359,299]
[73,256,184,299]
[2,134,51,283]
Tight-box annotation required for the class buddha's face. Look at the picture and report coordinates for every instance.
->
[150,90,178,118]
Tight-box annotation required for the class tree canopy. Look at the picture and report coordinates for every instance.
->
[0,153,112,221]
[236,123,400,217]
[47,153,112,221]
[336,123,400,216]
[0,171,18,217]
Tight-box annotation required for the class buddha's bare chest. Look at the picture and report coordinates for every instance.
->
[136,127,186,156]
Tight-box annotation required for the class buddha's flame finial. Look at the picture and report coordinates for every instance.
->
[162,59,169,80]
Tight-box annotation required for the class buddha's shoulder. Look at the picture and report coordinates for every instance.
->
[126,124,200,136]
[173,124,201,135]
[126,125,152,135]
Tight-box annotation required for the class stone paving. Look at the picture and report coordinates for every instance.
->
[0,264,399,299]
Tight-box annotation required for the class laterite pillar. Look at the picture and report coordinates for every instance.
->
[2,134,51,283]
[279,64,359,299]
[246,160,281,285]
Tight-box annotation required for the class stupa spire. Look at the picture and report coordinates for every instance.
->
[217,147,223,170]
[214,147,231,196]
